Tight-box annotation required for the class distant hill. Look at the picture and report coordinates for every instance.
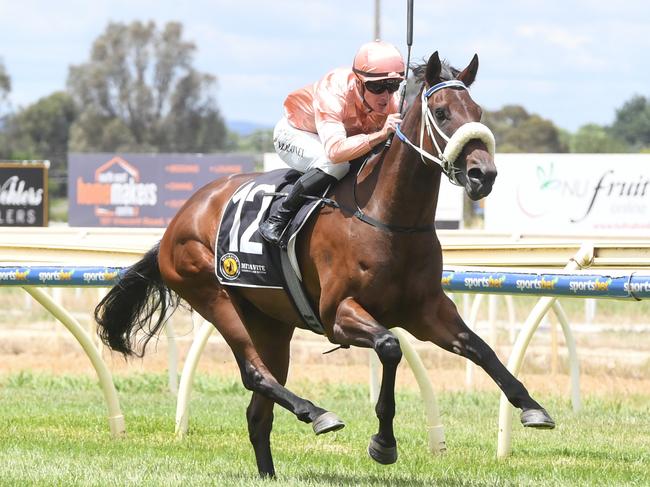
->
[227,120,272,136]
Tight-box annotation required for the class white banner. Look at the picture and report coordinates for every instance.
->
[263,153,463,228]
[484,154,650,234]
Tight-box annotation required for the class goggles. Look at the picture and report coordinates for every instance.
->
[364,79,402,95]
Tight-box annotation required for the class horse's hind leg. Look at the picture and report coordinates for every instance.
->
[243,315,293,478]
[187,292,343,477]
[413,294,555,429]
[246,393,275,477]
[331,297,403,465]
[246,318,293,477]
[234,302,345,435]
[161,239,343,476]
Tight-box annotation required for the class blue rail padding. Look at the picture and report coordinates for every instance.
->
[441,269,650,300]
[0,267,126,286]
[1,266,649,299]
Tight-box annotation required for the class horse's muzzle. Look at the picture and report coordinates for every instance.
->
[466,165,497,200]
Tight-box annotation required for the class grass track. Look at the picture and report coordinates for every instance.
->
[1,372,649,486]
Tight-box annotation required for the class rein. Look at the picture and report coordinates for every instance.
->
[349,148,435,233]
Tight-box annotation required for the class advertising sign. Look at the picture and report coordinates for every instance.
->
[68,153,255,227]
[0,161,49,227]
[484,154,650,234]
[263,153,464,229]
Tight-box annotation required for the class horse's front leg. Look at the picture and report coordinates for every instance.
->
[411,293,555,429]
[331,297,403,464]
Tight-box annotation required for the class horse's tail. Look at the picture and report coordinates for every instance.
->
[94,243,179,357]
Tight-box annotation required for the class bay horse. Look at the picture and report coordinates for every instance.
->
[95,51,555,478]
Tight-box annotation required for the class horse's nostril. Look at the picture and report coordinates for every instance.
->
[467,167,496,187]
[467,167,484,182]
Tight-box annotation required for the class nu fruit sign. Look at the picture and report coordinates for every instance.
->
[484,154,650,234]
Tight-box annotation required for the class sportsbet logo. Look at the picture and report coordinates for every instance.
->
[568,278,611,293]
[38,270,74,283]
[0,269,29,281]
[440,272,454,286]
[463,275,506,289]
[515,277,558,291]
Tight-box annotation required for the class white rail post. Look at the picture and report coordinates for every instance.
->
[165,322,179,396]
[175,318,214,438]
[496,243,593,459]
[551,301,581,413]
[22,286,126,437]
[488,294,498,348]
[505,295,517,344]
[392,327,446,454]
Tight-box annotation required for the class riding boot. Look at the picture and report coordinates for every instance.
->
[259,168,337,245]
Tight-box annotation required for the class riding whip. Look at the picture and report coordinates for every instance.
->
[384,0,414,150]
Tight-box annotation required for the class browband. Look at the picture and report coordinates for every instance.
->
[423,80,467,98]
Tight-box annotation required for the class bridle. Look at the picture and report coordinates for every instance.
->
[346,78,496,234]
[395,79,495,186]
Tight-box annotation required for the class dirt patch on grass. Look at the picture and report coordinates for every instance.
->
[2,328,649,399]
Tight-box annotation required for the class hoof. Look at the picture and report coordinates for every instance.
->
[521,408,556,429]
[367,435,398,465]
[312,411,345,435]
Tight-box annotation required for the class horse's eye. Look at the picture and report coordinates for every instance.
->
[435,108,446,121]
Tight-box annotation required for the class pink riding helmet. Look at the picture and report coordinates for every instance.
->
[352,40,405,82]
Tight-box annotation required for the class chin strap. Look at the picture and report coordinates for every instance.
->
[394,80,496,186]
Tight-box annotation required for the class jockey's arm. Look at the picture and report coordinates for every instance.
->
[312,77,395,163]
[318,119,374,163]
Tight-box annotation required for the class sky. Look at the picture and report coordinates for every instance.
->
[1,0,649,132]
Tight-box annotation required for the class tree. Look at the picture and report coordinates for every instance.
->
[0,58,10,112]
[67,21,226,153]
[483,105,567,153]
[570,124,627,153]
[0,59,11,158]
[609,95,650,150]
[6,92,77,195]
[227,128,274,153]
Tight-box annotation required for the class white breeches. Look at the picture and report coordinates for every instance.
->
[273,117,350,180]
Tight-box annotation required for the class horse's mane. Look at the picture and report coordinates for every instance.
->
[402,57,460,111]
[410,58,460,83]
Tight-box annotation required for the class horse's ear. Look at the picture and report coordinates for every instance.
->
[457,54,479,87]
[425,51,442,85]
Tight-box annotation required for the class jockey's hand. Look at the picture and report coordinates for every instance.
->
[382,113,403,138]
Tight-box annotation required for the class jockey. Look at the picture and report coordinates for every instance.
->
[258,40,405,245]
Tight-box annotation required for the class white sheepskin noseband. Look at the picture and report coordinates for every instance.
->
[442,122,496,164]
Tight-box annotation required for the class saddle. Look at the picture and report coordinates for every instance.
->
[215,168,328,333]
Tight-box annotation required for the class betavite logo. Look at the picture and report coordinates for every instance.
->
[76,157,158,217]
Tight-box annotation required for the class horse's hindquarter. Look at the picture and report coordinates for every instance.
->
[159,173,255,289]
[159,171,305,330]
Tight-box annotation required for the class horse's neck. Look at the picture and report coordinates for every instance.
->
[360,101,442,229]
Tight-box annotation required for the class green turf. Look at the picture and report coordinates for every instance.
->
[0,372,648,486]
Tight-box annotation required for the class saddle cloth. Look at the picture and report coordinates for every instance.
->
[215,169,323,289]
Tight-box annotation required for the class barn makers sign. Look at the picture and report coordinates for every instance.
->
[0,161,49,227]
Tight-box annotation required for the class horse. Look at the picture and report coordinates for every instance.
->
[95,51,555,478]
